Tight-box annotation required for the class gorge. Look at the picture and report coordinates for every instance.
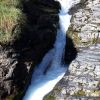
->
[23,0,74,100]
[0,0,100,100]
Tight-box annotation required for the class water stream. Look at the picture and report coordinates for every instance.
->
[23,0,73,100]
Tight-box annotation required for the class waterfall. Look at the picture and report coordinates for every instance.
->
[23,0,73,100]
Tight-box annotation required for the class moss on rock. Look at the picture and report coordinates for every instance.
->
[44,95,55,100]
[74,90,86,96]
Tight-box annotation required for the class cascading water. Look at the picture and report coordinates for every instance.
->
[23,0,74,100]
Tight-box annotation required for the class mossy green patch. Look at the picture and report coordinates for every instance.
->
[44,95,55,100]
[5,91,23,100]
[74,90,86,96]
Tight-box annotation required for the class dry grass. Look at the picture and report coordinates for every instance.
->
[0,0,21,43]
[0,0,19,6]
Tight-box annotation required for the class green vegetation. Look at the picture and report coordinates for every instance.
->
[44,86,62,100]
[5,91,23,100]
[74,90,86,96]
[0,0,22,43]
[44,95,55,100]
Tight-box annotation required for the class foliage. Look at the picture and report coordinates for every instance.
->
[74,90,86,96]
[0,0,22,43]
[44,95,55,100]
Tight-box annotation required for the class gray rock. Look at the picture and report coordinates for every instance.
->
[66,0,99,48]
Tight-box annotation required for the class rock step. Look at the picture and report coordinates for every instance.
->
[77,58,100,62]
[74,60,100,65]
[76,46,100,64]
[63,44,100,97]
[80,49,100,53]
[78,52,100,57]
[67,96,100,100]
[65,74,100,80]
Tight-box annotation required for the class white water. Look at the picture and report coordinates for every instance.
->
[23,0,73,100]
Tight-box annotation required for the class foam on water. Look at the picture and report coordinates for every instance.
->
[23,0,73,100]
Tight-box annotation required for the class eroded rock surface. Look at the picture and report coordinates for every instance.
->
[68,0,100,47]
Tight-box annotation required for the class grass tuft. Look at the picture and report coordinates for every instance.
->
[0,0,22,43]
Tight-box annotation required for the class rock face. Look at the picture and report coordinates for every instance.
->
[69,0,100,47]
[0,46,19,99]
[44,0,100,99]
[0,0,60,99]
[66,44,100,97]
